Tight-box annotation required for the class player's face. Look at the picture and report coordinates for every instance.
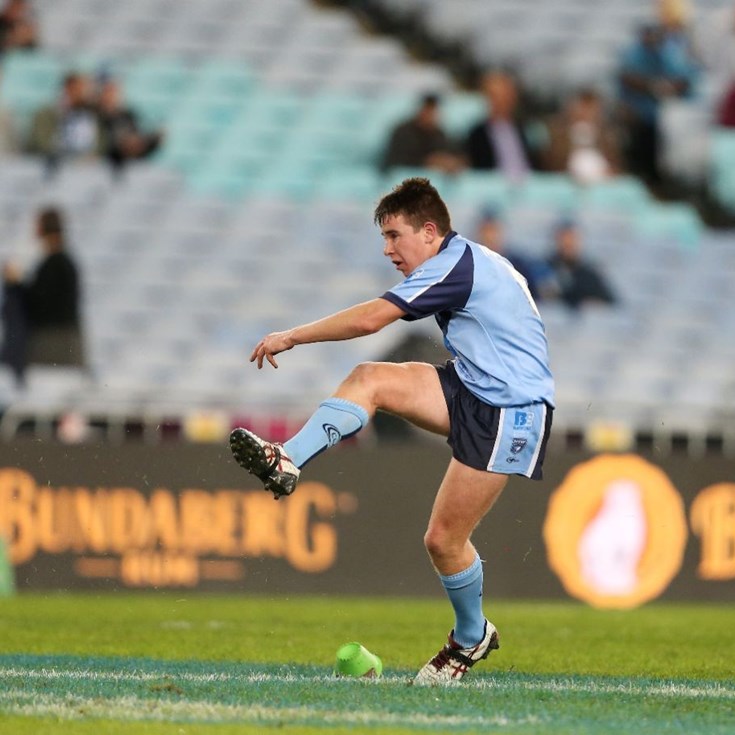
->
[380,214,433,276]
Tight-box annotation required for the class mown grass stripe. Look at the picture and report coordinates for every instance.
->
[2,665,734,701]
[0,690,541,728]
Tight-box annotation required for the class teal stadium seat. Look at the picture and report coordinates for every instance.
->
[188,59,255,100]
[635,202,702,250]
[0,51,63,122]
[312,166,382,202]
[580,176,651,214]
[710,129,735,212]
[123,58,193,98]
[450,171,511,210]
[511,173,578,211]
[441,92,486,138]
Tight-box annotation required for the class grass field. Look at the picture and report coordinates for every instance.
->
[0,593,733,734]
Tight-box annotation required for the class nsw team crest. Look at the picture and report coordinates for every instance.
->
[511,438,528,454]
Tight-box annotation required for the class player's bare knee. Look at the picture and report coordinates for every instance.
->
[341,362,394,401]
[423,525,454,563]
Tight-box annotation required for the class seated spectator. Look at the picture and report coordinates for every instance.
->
[0,106,18,153]
[381,93,464,174]
[0,0,38,54]
[542,89,624,185]
[1,207,85,382]
[617,23,699,186]
[475,208,557,301]
[27,72,101,167]
[465,70,542,180]
[546,219,617,309]
[96,76,164,171]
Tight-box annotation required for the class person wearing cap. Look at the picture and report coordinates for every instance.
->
[381,93,465,174]
[547,219,617,309]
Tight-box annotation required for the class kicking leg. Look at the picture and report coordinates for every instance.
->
[230,361,447,496]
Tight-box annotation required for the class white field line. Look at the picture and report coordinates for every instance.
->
[0,689,539,728]
[0,666,733,701]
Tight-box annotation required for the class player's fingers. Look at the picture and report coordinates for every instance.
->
[267,353,279,369]
[249,342,263,362]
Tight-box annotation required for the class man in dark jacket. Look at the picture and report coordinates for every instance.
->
[465,71,541,178]
[2,207,85,380]
[547,219,617,309]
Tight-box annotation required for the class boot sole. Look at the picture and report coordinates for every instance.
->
[229,429,270,479]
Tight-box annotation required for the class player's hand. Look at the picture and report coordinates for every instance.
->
[250,330,294,369]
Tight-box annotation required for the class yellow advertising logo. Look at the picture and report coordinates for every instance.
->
[543,454,688,609]
[690,483,735,580]
[0,468,356,588]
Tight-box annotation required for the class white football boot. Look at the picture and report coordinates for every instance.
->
[229,428,300,499]
[413,619,499,685]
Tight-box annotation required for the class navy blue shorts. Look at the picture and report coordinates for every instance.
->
[436,361,553,480]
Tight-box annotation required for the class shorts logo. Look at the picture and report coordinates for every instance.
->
[511,437,528,454]
[323,424,342,447]
[514,411,534,429]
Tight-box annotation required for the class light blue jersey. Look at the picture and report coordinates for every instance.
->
[381,231,555,408]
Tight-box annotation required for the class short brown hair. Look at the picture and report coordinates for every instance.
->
[373,177,451,234]
[38,207,64,237]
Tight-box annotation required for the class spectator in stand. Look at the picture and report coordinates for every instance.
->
[475,208,557,302]
[465,70,541,180]
[0,0,38,55]
[27,72,101,167]
[0,106,18,153]
[96,76,164,171]
[542,88,624,185]
[617,23,699,186]
[546,219,617,310]
[1,207,85,382]
[381,93,465,174]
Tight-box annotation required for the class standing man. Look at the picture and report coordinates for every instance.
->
[230,178,555,685]
[1,207,85,381]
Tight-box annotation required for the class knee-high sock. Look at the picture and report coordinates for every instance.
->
[283,397,369,469]
[438,553,485,647]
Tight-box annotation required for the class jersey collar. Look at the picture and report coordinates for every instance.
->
[438,230,457,253]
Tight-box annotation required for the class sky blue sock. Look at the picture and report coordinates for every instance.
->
[439,554,486,648]
[283,397,369,468]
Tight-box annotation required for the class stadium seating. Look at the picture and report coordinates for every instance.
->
[0,0,732,448]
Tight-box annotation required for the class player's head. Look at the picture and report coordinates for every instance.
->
[375,178,452,276]
[476,206,504,254]
[36,207,65,252]
[553,218,581,262]
[373,177,451,235]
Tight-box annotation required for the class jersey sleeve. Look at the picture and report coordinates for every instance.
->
[380,244,474,321]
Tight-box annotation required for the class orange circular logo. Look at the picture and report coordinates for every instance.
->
[543,454,688,609]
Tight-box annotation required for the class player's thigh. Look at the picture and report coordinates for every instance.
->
[427,458,508,543]
[343,361,449,435]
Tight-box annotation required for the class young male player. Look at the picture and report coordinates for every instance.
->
[229,178,555,685]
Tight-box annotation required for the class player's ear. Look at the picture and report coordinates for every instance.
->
[423,221,437,241]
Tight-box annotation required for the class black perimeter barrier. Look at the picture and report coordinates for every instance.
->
[0,440,733,608]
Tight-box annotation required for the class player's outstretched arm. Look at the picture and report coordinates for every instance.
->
[250,298,405,369]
